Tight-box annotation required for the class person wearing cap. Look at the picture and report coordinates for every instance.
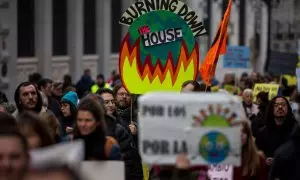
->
[60,91,78,137]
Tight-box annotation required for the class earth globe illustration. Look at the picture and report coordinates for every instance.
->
[199,131,230,164]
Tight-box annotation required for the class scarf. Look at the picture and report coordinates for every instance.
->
[74,127,106,160]
[116,107,131,119]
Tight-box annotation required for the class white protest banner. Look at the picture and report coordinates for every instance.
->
[80,161,125,180]
[208,164,233,180]
[138,92,243,166]
[30,140,84,170]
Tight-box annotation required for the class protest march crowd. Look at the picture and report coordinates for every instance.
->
[1,0,298,179]
[0,69,299,180]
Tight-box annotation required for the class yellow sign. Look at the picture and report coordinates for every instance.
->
[224,85,240,94]
[253,84,279,102]
[283,75,297,86]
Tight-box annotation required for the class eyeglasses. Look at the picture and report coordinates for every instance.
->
[274,102,287,108]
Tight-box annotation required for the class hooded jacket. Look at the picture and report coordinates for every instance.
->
[269,125,300,180]
[60,92,78,137]
[13,82,45,117]
[255,96,296,158]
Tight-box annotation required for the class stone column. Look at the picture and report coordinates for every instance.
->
[35,0,52,78]
[96,0,111,78]
[4,0,17,102]
[67,0,84,82]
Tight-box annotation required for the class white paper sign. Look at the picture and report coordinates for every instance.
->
[30,140,84,170]
[80,161,125,180]
[138,92,244,166]
[208,164,233,180]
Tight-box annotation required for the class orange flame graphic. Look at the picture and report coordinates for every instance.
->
[119,34,199,94]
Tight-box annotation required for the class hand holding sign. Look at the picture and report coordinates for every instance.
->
[66,127,73,134]
[129,121,137,135]
[175,153,190,169]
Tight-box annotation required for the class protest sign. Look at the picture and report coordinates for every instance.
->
[208,164,233,180]
[80,161,125,180]
[253,83,279,102]
[267,51,298,75]
[30,140,84,170]
[119,0,206,94]
[283,74,297,86]
[138,92,244,166]
[223,46,250,69]
[30,140,125,180]
[296,69,300,92]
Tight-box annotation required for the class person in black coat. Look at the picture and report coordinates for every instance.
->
[97,89,143,180]
[256,96,296,167]
[112,85,139,146]
[251,92,269,138]
[269,124,300,180]
[75,69,94,99]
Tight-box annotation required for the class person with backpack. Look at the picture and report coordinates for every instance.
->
[73,98,121,160]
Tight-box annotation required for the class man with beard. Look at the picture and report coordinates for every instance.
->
[13,82,45,117]
[38,79,62,118]
[256,96,296,167]
[113,85,138,145]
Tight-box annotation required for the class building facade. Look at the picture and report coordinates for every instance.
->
[1,0,268,101]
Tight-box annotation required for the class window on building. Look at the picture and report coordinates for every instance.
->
[53,0,67,56]
[111,0,122,53]
[285,42,291,52]
[273,43,279,51]
[84,0,96,55]
[17,0,35,57]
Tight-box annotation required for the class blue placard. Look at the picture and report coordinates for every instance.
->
[223,46,250,69]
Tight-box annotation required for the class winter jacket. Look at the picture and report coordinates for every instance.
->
[116,107,139,146]
[105,114,144,180]
[76,75,94,99]
[12,106,47,118]
[73,126,121,160]
[105,114,136,152]
[91,83,112,93]
[251,109,267,138]
[269,125,300,180]
[47,96,62,118]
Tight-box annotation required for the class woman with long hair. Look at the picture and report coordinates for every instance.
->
[40,111,61,143]
[73,99,121,160]
[233,121,267,179]
[17,111,55,149]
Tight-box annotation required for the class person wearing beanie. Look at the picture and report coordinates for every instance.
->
[60,91,78,138]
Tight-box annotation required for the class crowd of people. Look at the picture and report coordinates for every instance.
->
[0,69,299,180]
